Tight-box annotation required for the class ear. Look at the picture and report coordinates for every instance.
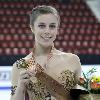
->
[30,25,34,33]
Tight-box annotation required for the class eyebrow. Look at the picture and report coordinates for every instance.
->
[50,23,56,25]
[38,23,45,25]
[38,23,56,25]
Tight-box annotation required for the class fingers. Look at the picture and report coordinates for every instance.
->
[28,65,37,75]
[18,69,37,89]
[18,65,38,86]
[21,73,30,79]
[20,70,36,80]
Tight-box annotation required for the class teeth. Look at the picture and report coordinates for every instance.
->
[45,37,51,38]
[41,36,52,40]
[44,37,50,39]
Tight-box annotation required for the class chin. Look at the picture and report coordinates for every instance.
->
[39,41,54,47]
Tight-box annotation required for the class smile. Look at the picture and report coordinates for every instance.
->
[41,36,52,40]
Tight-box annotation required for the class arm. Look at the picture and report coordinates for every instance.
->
[70,55,93,100]
[10,62,25,100]
[10,61,34,100]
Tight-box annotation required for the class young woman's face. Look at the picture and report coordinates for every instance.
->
[31,13,59,47]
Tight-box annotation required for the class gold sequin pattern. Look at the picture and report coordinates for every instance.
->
[58,70,76,94]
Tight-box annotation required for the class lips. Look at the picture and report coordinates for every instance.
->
[41,35,52,40]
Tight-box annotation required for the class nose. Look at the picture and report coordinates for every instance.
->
[45,27,50,34]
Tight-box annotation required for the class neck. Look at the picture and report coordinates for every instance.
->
[34,43,54,57]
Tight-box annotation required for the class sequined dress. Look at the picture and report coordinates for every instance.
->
[11,54,77,100]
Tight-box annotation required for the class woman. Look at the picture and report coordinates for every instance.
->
[10,5,92,100]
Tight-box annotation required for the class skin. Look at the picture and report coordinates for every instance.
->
[10,13,82,100]
[30,13,59,56]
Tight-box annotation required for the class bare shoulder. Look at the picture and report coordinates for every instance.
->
[53,49,81,71]
[55,49,80,61]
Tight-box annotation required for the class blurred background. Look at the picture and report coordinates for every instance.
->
[0,0,100,100]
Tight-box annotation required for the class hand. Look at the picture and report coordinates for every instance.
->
[18,69,35,90]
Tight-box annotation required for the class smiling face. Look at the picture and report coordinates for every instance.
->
[31,13,59,47]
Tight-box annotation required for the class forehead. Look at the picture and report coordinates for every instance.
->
[34,14,58,24]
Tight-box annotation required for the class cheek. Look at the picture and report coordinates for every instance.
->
[35,32,43,40]
[52,29,58,35]
[34,30,42,36]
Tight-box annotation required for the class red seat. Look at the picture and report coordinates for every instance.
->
[0,34,5,41]
[5,35,12,41]
[13,34,20,41]
[88,48,94,54]
[95,49,100,55]
[12,48,19,55]
[17,29,23,34]
[62,41,67,47]
[0,48,3,55]
[17,41,23,48]
[25,41,31,48]
[0,1,100,55]
[82,41,88,47]
[3,29,9,34]
[54,41,60,48]
[64,34,70,41]
[10,28,16,34]
[5,48,12,55]
[10,41,16,48]
[20,48,27,55]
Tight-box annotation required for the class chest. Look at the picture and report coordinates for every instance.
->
[35,54,76,82]
[26,54,76,100]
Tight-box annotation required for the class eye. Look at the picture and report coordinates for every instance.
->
[49,25,56,29]
[38,24,46,28]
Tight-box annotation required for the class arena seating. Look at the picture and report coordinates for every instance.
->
[0,0,100,56]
